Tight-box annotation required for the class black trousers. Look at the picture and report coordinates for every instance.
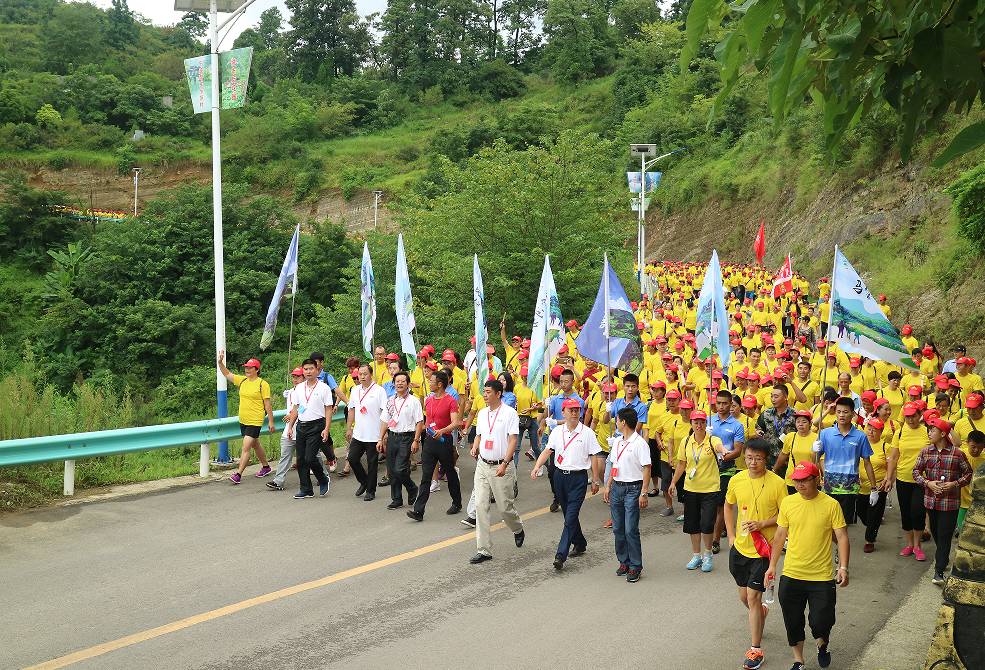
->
[928,509,959,574]
[859,491,888,542]
[297,418,330,494]
[896,480,926,531]
[347,438,378,494]
[413,434,461,514]
[553,468,589,559]
[778,576,837,647]
[386,431,418,504]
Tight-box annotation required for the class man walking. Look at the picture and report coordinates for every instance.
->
[377,371,423,509]
[470,379,525,564]
[709,389,745,554]
[408,370,463,521]
[766,461,850,670]
[532,397,602,570]
[286,359,335,499]
[602,407,651,583]
[345,363,388,501]
[815,397,877,524]
[266,367,308,491]
[540,369,584,513]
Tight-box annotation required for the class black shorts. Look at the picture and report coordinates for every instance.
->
[717,472,735,504]
[729,547,769,592]
[658,461,674,493]
[240,423,262,439]
[683,491,717,535]
[830,492,857,524]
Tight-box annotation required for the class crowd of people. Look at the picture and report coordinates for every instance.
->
[218,260,983,670]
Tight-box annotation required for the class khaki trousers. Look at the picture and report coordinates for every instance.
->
[474,459,523,556]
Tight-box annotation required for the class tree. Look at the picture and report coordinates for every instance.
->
[178,11,208,40]
[501,0,544,66]
[542,0,616,84]
[256,7,285,50]
[682,0,985,163]
[105,0,139,48]
[34,103,61,128]
[611,0,660,40]
[285,0,373,81]
[41,3,107,74]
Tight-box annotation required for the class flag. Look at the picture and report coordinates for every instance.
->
[576,255,643,373]
[394,233,417,366]
[526,256,565,398]
[259,224,299,351]
[360,241,376,356]
[473,255,491,384]
[694,250,732,369]
[829,246,917,369]
[772,254,793,298]
[753,219,766,264]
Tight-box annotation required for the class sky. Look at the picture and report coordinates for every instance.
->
[86,0,388,50]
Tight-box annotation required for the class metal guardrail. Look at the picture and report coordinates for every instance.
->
[0,404,348,495]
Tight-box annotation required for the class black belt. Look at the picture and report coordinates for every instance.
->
[388,430,415,435]
[612,479,644,486]
[481,458,505,465]
[558,469,588,475]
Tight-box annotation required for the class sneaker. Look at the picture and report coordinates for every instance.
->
[817,641,831,668]
[863,542,875,553]
[319,481,329,497]
[686,555,702,570]
[570,545,586,557]
[379,476,390,486]
[616,563,629,576]
[553,556,565,571]
[914,547,927,561]
[430,480,441,493]
[626,568,641,583]
[228,472,242,484]
[446,504,461,515]
[603,518,613,528]
[743,648,765,670]
[406,510,424,522]
[355,484,367,497]
[711,541,721,554]
[525,449,536,461]
[469,552,492,564]
[789,663,805,670]
[550,500,560,513]
[265,481,284,490]
[461,516,476,528]
[660,507,674,517]
[701,554,713,572]
[255,466,272,478]
[899,546,914,557]
[293,491,313,499]
[932,572,945,585]
[675,514,685,523]
[387,501,403,510]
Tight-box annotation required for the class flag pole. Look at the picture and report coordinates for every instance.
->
[285,283,296,384]
[818,246,838,416]
[604,254,612,379]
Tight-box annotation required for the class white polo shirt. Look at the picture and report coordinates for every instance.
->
[475,403,519,462]
[381,392,424,433]
[350,382,388,442]
[293,380,334,422]
[282,388,298,440]
[547,422,600,470]
[607,432,651,482]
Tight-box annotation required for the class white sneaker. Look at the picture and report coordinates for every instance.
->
[430,480,440,493]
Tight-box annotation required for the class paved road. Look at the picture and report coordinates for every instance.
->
[1,456,936,670]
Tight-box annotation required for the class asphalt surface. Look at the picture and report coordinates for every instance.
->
[1,455,937,670]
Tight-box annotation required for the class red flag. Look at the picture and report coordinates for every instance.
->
[753,219,766,264]
[772,254,793,297]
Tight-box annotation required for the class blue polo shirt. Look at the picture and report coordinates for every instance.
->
[548,391,583,420]
[817,425,873,495]
[708,413,745,473]
[611,396,648,426]
[318,371,338,389]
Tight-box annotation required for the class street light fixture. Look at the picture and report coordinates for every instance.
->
[629,145,685,282]
[174,0,262,463]
[372,190,383,230]
[132,167,141,217]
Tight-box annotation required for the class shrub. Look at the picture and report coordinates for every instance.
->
[946,163,985,253]
[470,60,526,100]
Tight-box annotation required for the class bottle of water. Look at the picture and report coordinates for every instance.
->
[739,505,750,536]
[764,581,775,606]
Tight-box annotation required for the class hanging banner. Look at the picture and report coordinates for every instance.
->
[626,172,662,193]
[184,47,254,114]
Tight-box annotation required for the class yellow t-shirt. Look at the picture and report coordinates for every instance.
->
[661,412,690,465]
[676,433,724,493]
[956,372,985,404]
[893,423,928,484]
[778,492,846,581]
[953,414,984,446]
[781,431,817,486]
[960,448,985,508]
[232,374,271,426]
[515,383,536,418]
[879,386,907,420]
[793,379,820,411]
[860,434,892,495]
[726,470,789,559]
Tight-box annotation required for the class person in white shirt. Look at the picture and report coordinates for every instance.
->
[469,379,525,564]
[267,367,325,491]
[532,397,602,570]
[285,359,336,499]
[377,371,424,510]
[346,362,389,502]
[602,407,652,583]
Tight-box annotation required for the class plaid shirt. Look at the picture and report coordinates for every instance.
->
[756,406,797,464]
[913,444,973,511]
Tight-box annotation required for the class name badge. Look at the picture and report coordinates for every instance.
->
[556,454,564,465]
[387,419,397,429]
[610,466,619,478]
[484,440,494,450]
[359,406,367,414]
[689,467,697,479]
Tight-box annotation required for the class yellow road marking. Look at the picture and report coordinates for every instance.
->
[27,503,553,669]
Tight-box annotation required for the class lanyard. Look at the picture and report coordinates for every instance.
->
[486,406,502,433]
[614,437,633,464]
[359,383,375,405]
[304,381,317,404]
[391,394,409,422]
[559,427,581,459]
[686,434,704,469]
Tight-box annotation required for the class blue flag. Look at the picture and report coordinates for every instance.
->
[694,250,732,369]
[575,255,643,373]
[829,246,916,369]
[360,242,376,356]
[259,224,299,351]
[394,234,417,367]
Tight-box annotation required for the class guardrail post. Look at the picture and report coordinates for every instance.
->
[63,460,75,496]
[199,444,210,478]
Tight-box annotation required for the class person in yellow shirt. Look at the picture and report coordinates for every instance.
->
[919,346,940,378]
[956,358,984,404]
[724,438,789,670]
[877,371,906,419]
[958,430,985,531]
[646,381,668,473]
[886,402,930,560]
[765,461,849,670]
[659,390,690,518]
[372,346,394,385]
[668,410,726,572]
[792,361,820,411]
[514,366,540,463]
[859,418,892,553]
[877,294,891,318]
[216,352,274,483]
[950,392,984,448]
[819,298,831,338]
[900,325,919,355]
[773,410,816,494]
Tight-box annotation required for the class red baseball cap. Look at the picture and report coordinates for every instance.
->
[747,372,761,383]
[417,348,430,358]
[666,389,682,400]
[520,364,529,377]
[441,349,456,363]
[636,322,645,330]
[561,397,581,410]
[425,360,438,371]
[601,382,618,393]
[873,398,889,409]
[650,380,667,389]
[661,353,673,361]
[521,339,531,348]
[868,418,884,430]
[791,461,821,480]
[512,335,522,342]
[902,402,920,417]
[690,410,708,421]
[741,395,758,408]
[966,394,983,409]
[907,384,923,397]
[850,358,861,367]
[949,379,962,389]
[817,340,827,348]
[666,363,679,372]
[736,368,748,380]
[290,367,303,376]
[901,324,912,335]
[558,344,569,355]
[794,409,812,420]
[679,399,695,410]
[485,345,495,355]
[861,390,877,403]
[385,352,400,361]
[928,417,952,433]
[550,364,564,378]
[242,358,261,369]
[518,350,529,360]
[922,346,934,357]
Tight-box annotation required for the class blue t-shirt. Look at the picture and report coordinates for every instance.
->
[503,391,517,409]
[708,413,746,473]
[318,371,338,389]
[383,381,396,397]
[611,396,648,426]
[548,392,583,420]
[817,425,873,495]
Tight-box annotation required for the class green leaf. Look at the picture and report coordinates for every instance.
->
[741,0,778,56]
[933,120,985,167]
[767,22,804,121]
[681,0,725,72]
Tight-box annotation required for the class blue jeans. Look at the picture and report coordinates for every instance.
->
[610,480,643,570]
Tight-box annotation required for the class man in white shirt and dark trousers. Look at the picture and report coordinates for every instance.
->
[286,358,336,499]
[532,397,602,570]
[377,371,424,509]
[470,379,525,564]
[603,407,652,582]
[266,367,310,491]
[346,362,388,502]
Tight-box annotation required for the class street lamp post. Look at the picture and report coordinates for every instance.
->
[628,145,685,283]
[372,190,383,229]
[132,167,141,217]
[175,0,263,463]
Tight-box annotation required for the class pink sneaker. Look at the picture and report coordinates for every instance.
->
[228,472,242,484]
[255,466,272,478]
[914,547,927,561]
[899,546,913,557]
